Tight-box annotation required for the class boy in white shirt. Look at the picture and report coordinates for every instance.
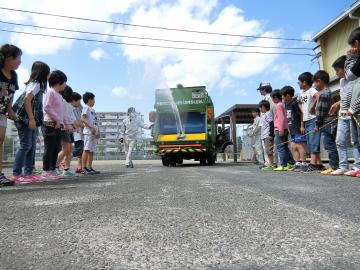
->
[297,72,323,172]
[81,92,100,174]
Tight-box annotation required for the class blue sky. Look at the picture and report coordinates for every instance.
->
[0,0,356,119]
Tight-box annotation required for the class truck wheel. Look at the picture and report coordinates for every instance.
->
[169,157,177,167]
[162,156,170,166]
[200,157,207,165]
[207,152,216,166]
[176,158,183,165]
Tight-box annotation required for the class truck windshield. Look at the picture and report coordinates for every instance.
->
[158,112,205,134]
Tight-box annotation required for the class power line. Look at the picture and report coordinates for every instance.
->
[0,6,314,42]
[0,20,314,51]
[0,28,315,56]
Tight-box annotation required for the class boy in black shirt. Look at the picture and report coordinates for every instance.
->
[282,86,307,172]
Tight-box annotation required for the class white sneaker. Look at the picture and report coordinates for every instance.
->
[330,168,348,176]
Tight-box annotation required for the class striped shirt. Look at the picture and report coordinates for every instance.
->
[345,52,360,114]
[315,88,334,128]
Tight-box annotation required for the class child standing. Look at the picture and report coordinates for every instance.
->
[313,70,339,174]
[282,86,307,172]
[329,56,355,175]
[57,85,77,176]
[271,90,294,171]
[41,70,67,179]
[12,61,50,182]
[81,92,99,174]
[71,92,84,174]
[259,100,275,170]
[297,72,324,172]
[248,108,264,165]
[342,27,360,177]
[0,44,22,186]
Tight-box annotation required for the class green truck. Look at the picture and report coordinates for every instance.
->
[150,85,232,166]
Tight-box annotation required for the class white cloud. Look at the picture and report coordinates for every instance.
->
[111,86,144,100]
[234,89,248,96]
[90,48,109,61]
[270,63,299,83]
[1,0,142,55]
[2,0,287,100]
[13,66,30,101]
[16,66,29,90]
[112,86,127,97]
[301,31,314,41]
[116,2,282,91]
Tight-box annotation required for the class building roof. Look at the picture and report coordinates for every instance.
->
[215,104,258,124]
[313,1,360,40]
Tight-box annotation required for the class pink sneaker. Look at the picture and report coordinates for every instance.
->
[11,175,32,183]
[24,175,45,182]
[344,169,360,177]
[50,170,62,179]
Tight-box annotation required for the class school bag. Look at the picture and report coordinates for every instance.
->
[12,88,44,127]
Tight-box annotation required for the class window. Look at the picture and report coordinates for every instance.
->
[158,112,205,134]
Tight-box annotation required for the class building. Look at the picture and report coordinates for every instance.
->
[313,1,360,91]
[6,111,154,160]
[96,112,154,155]
[97,111,127,153]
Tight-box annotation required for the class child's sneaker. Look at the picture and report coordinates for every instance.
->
[289,165,302,172]
[24,175,45,182]
[261,165,274,171]
[11,175,32,183]
[80,168,92,175]
[273,166,288,171]
[88,168,100,174]
[41,171,61,180]
[0,174,15,186]
[62,170,75,177]
[284,164,294,170]
[320,168,334,175]
[75,167,82,174]
[303,164,317,173]
[330,168,348,176]
[344,169,360,177]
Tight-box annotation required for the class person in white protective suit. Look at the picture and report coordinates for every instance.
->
[119,107,152,168]
[248,108,264,165]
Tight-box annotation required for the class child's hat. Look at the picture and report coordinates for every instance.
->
[257,82,272,90]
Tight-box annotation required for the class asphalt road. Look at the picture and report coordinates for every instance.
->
[1,160,360,270]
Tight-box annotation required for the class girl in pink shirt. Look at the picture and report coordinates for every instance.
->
[41,70,67,179]
[271,90,294,170]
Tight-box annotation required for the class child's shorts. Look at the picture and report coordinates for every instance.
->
[73,140,84,157]
[291,134,307,143]
[304,118,321,153]
[61,131,74,143]
[84,134,97,152]
[263,137,274,155]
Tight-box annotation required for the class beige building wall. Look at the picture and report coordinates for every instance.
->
[318,18,359,77]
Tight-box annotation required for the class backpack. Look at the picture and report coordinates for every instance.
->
[12,89,44,127]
